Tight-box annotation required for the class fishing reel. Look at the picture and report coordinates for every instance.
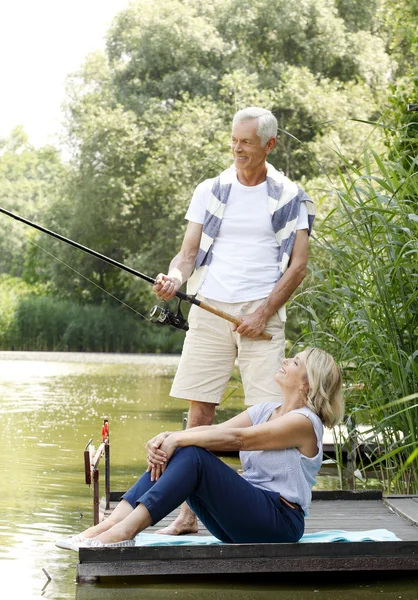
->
[149,298,189,332]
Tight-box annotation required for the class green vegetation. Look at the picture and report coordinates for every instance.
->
[0,276,184,353]
[0,0,417,487]
[290,147,418,492]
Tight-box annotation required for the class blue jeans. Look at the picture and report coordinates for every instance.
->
[122,447,304,543]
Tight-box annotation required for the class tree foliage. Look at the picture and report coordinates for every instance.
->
[0,127,66,277]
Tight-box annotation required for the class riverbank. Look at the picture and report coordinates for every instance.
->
[0,350,181,365]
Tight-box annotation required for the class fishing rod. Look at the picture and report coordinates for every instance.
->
[0,206,272,341]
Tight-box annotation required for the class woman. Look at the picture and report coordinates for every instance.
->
[56,347,344,550]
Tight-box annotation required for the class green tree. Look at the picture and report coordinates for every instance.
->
[0,127,66,277]
[380,0,418,171]
[106,0,226,109]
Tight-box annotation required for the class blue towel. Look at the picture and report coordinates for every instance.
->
[134,529,400,546]
[298,529,400,543]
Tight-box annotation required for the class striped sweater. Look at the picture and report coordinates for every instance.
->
[187,163,315,315]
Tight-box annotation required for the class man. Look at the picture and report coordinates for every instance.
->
[152,106,315,534]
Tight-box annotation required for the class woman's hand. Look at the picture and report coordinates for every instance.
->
[146,434,179,481]
[146,431,172,465]
[159,434,178,472]
[145,431,177,481]
[146,432,171,481]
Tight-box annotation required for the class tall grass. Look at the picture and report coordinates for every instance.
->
[1,294,185,354]
[293,149,418,493]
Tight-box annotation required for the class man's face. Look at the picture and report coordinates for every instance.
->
[231,119,272,174]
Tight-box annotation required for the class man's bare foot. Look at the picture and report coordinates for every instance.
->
[156,515,199,535]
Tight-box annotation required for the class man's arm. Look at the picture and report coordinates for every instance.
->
[153,221,203,301]
[235,229,309,338]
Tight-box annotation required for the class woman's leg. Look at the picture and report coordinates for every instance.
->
[77,471,157,544]
[78,499,134,539]
[125,447,303,543]
[94,503,152,544]
[83,446,303,545]
[183,448,304,543]
[87,448,214,544]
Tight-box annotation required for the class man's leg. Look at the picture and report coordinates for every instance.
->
[156,400,216,534]
[237,299,285,406]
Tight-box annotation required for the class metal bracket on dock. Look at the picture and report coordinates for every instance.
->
[83,430,111,525]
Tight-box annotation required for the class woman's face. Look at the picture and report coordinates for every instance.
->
[274,352,309,388]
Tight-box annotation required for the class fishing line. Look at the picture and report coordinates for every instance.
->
[2,218,153,323]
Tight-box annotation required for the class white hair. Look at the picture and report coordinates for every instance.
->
[232,107,278,146]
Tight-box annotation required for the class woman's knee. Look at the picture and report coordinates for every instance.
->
[173,446,202,459]
[172,446,210,466]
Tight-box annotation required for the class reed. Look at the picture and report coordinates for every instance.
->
[293,148,418,493]
[2,294,184,354]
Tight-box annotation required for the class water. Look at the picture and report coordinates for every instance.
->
[0,352,416,599]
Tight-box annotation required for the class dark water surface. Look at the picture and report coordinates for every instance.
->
[0,352,416,599]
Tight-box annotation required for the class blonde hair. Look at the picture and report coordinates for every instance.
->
[302,348,344,428]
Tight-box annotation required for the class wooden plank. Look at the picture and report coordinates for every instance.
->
[79,540,418,564]
[386,494,418,499]
[77,554,418,580]
[384,497,418,526]
[91,443,106,470]
[306,499,418,540]
[311,490,382,500]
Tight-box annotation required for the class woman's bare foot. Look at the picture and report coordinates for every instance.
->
[156,519,199,535]
[156,503,199,535]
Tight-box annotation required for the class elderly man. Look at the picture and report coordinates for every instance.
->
[152,106,315,534]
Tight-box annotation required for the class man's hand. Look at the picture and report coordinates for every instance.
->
[233,310,268,338]
[152,273,181,301]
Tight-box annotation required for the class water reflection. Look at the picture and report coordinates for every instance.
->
[74,576,418,600]
[0,353,185,599]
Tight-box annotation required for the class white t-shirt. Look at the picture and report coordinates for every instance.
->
[185,174,308,303]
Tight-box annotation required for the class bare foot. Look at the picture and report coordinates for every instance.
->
[156,515,199,535]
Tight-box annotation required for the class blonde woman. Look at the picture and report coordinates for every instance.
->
[56,348,344,550]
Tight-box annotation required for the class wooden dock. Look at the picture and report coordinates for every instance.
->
[76,491,418,583]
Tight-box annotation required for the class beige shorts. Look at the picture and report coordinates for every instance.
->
[170,296,285,406]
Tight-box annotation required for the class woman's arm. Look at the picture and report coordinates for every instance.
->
[160,413,317,462]
[145,409,253,470]
[187,410,253,432]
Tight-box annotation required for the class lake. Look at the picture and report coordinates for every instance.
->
[0,352,416,599]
